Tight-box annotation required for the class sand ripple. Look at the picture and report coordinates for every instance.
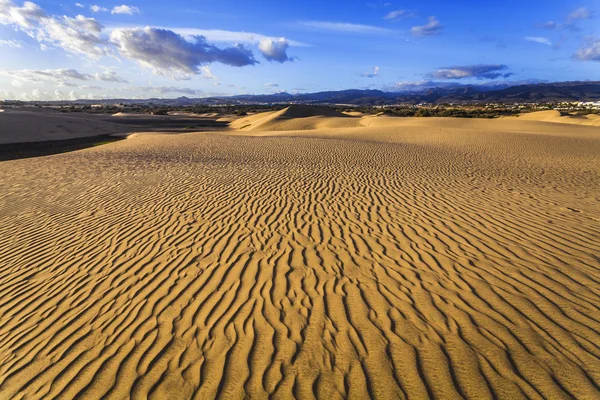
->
[0,122,599,399]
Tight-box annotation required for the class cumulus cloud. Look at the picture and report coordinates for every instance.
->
[75,3,84,8]
[110,27,257,77]
[0,1,47,28]
[573,37,600,61]
[360,66,380,78]
[1,1,292,79]
[383,10,414,20]
[411,16,442,36]
[111,5,139,15]
[259,37,293,62]
[94,71,129,82]
[0,1,110,58]
[199,66,215,79]
[44,15,105,54]
[429,64,513,80]
[91,5,108,12]
[167,28,309,47]
[90,5,108,12]
[0,89,16,99]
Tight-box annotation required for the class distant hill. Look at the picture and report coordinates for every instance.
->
[16,81,600,106]
[183,82,600,105]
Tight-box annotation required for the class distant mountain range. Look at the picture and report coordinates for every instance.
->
[35,81,600,106]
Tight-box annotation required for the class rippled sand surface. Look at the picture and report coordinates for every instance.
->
[1,114,599,399]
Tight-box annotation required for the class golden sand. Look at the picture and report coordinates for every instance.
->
[0,109,599,399]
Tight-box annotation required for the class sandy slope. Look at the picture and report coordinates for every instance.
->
[230,106,360,131]
[513,110,600,126]
[0,112,599,399]
[0,108,129,144]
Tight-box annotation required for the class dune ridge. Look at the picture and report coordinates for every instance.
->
[230,105,360,131]
[0,115,599,399]
[514,110,600,126]
[0,108,127,144]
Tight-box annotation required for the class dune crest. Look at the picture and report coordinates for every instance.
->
[513,110,600,126]
[230,105,360,131]
[231,107,600,133]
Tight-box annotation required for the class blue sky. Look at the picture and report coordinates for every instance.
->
[0,0,599,100]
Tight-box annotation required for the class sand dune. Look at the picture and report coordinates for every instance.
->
[514,110,600,126]
[0,110,230,152]
[0,114,599,399]
[0,108,128,144]
[230,105,360,131]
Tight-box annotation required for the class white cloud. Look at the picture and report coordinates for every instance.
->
[164,28,309,47]
[0,39,23,48]
[411,16,442,36]
[384,10,413,20]
[94,71,129,82]
[525,36,552,46]
[539,21,561,30]
[574,37,600,61]
[90,5,108,13]
[0,1,110,58]
[0,1,47,28]
[0,1,294,81]
[264,82,279,87]
[360,66,380,78]
[0,68,129,84]
[37,15,108,57]
[31,88,50,99]
[429,64,513,80]
[393,80,468,91]
[199,66,215,79]
[297,20,393,34]
[259,37,292,62]
[110,27,257,77]
[0,89,17,100]
[566,7,591,24]
[1,68,91,83]
[539,7,593,30]
[75,3,84,8]
[111,5,140,15]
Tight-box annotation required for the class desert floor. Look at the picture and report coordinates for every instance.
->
[0,108,599,399]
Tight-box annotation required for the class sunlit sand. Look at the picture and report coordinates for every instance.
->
[1,107,599,399]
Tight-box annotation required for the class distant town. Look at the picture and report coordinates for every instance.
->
[2,99,599,120]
